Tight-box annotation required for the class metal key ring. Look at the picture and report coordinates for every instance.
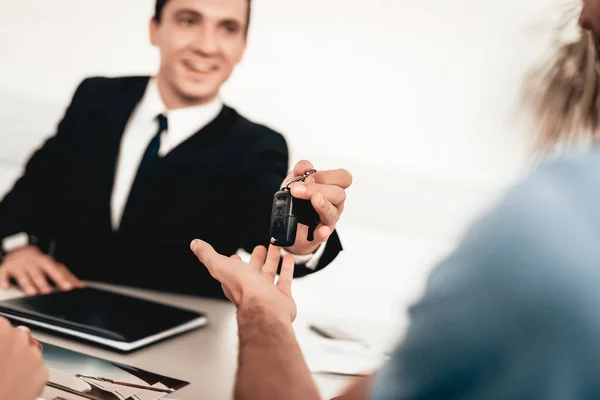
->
[282,169,317,190]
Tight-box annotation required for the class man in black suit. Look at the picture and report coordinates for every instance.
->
[0,0,351,298]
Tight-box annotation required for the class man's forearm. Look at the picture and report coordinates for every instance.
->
[235,302,321,400]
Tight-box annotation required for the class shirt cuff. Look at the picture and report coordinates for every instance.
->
[281,239,328,271]
[1,232,32,253]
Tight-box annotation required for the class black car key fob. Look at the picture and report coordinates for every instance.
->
[270,190,298,247]
[270,169,320,247]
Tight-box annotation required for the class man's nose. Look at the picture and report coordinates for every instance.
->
[192,25,218,56]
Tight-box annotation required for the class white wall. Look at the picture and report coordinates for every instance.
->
[0,0,564,331]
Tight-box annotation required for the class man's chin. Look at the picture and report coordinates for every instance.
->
[175,86,219,106]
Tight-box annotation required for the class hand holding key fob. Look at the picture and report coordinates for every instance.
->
[270,169,320,247]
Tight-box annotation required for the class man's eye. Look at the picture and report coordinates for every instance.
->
[222,23,240,34]
[178,16,196,26]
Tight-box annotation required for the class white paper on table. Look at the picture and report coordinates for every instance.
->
[294,316,389,376]
[297,330,387,376]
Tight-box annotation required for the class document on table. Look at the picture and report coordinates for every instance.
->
[301,338,387,376]
[295,320,388,376]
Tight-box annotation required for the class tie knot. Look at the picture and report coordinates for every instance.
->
[156,114,168,134]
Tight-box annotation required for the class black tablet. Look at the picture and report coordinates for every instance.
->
[0,287,207,352]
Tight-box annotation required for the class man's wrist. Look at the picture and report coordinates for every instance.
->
[237,299,293,343]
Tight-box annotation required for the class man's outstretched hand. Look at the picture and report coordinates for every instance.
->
[191,240,297,323]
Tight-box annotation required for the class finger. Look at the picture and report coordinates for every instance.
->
[304,173,317,184]
[58,264,85,288]
[16,325,33,346]
[13,271,37,296]
[312,169,353,189]
[191,239,219,269]
[0,269,10,290]
[230,255,242,261]
[290,182,346,206]
[313,225,333,243]
[293,160,315,176]
[17,325,31,336]
[16,326,41,350]
[190,239,230,279]
[25,268,53,294]
[249,246,267,271]
[38,260,73,291]
[312,192,340,227]
[276,254,295,295]
[31,337,43,351]
[262,245,282,280]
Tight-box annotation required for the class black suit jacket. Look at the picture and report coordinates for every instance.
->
[0,76,342,298]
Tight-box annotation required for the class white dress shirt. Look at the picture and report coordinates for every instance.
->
[110,78,325,269]
[111,79,222,230]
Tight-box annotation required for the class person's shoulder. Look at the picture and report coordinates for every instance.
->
[479,151,600,228]
[224,105,287,146]
[533,150,600,189]
[439,150,600,300]
[70,75,150,104]
[503,150,600,223]
[478,151,600,316]
[76,75,150,91]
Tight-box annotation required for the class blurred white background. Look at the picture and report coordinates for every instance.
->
[0,0,568,337]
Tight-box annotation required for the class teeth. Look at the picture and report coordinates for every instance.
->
[185,60,215,72]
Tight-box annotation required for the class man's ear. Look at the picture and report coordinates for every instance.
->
[149,17,159,46]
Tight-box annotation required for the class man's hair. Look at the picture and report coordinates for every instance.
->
[154,0,252,37]
[522,6,600,152]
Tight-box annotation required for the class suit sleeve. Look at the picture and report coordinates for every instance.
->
[234,129,342,277]
[0,79,91,246]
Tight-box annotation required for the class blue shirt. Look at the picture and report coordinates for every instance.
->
[372,151,600,400]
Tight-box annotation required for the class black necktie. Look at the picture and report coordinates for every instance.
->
[118,114,168,232]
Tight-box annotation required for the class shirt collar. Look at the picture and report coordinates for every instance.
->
[138,77,224,137]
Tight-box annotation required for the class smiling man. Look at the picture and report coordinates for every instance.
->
[0,0,349,297]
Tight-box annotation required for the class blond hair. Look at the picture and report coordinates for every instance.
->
[523,10,600,153]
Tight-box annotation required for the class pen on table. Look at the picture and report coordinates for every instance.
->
[308,324,370,347]
[309,324,363,341]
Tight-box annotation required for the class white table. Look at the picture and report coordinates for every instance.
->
[0,282,352,400]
